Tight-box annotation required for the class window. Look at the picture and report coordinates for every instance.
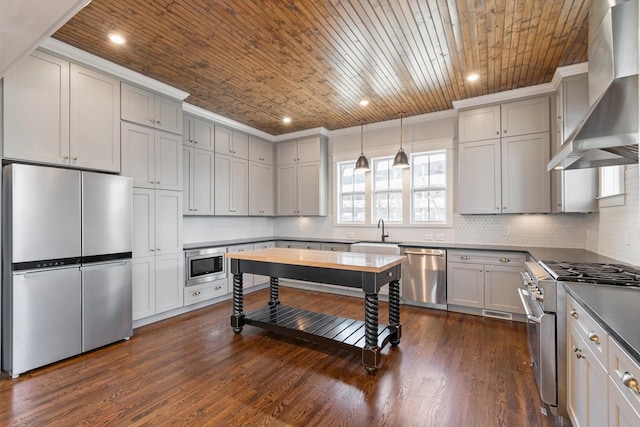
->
[411,151,446,222]
[337,161,366,223]
[372,157,403,222]
[599,165,624,197]
[335,147,451,226]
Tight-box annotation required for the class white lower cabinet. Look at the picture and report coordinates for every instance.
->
[184,278,227,306]
[447,250,525,315]
[566,294,640,427]
[227,244,255,290]
[132,188,183,320]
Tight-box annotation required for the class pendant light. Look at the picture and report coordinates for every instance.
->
[354,120,370,171]
[392,113,410,168]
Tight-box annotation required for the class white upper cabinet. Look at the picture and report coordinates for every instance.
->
[458,96,551,214]
[121,122,182,191]
[248,136,274,164]
[249,162,274,216]
[183,114,215,151]
[3,50,120,172]
[121,82,182,135]
[215,153,248,216]
[183,146,215,215]
[214,125,248,159]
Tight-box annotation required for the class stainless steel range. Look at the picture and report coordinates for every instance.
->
[519,260,640,417]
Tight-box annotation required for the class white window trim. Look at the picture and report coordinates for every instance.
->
[332,137,454,227]
[597,165,626,208]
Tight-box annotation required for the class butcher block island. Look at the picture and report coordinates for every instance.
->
[226,247,406,373]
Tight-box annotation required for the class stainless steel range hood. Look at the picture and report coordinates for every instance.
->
[548,0,638,171]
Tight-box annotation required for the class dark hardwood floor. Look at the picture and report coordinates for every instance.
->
[0,287,565,426]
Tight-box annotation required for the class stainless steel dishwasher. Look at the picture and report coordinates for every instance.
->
[402,248,446,309]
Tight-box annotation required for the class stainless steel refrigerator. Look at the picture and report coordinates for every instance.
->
[2,163,132,377]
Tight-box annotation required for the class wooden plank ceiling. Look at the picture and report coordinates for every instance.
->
[52,0,589,135]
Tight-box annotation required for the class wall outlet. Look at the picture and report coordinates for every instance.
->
[346,232,354,239]
[436,234,445,241]
[503,226,510,236]
[625,230,631,246]
[424,233,433,241]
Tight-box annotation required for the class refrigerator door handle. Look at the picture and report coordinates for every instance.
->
[19,266,80,278]
[81,261,129,271]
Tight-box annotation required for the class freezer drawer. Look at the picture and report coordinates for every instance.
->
[5,267,82,377]
[82,261,133,352]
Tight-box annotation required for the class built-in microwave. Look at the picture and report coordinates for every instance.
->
[185,247,226,286]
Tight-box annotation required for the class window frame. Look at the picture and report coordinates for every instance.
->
[597,165,626,208]
[336,161,367,224]
[410,150,448,224]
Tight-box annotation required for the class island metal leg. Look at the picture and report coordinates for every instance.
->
[230,273,245,334]
[388,279,402,346]
[362,292,380,374]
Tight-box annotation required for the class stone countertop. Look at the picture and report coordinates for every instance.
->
[564,283,640,364]
[185,237,625,266]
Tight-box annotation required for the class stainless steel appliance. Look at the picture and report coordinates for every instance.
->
[402,248,446,309]
[2,164,133,377]
[519,259,640,417]
[185,247,226,287]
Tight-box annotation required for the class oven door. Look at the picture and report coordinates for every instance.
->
[185,250,226,286]
[518,288,557,407]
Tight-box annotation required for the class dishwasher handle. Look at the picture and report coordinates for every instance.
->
[403,250,446,257]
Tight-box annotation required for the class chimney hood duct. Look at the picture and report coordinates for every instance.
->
[548,0,638,171]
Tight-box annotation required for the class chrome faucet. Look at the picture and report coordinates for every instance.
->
[377,218,389,242]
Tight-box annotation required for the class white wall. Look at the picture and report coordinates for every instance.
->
[183,216,273,244]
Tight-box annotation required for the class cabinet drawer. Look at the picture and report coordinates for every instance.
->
[321,243,351,252]
[609,338,640,417]
[567,295,608,369]
[184,279,227,306]
[448,250,526,266]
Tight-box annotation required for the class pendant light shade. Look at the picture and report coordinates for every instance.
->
[354,121,370,171]
[392,113,410,168]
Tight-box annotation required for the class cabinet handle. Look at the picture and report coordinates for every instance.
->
[621,372,640,394]
[496,131,499,135]
[214,286,222,291]
[156,248,161,251]
[63,155,69,159]
[156,120,161,125]
[479,269,483,272]
[570,310,579,319]
[588,332,600,345]
[150,249,155,252]
[331,247,337,251]
[499,258,511,263]
[503,206,507,210]
[496,207,500,210]
[572,345,580,353]
[460,255,470,260]
[576,351,584,359]
[192,291,201,296]
[503,130,507,134]
[193,140,198,144]
[149,119,155,124]
[72,156,78,160]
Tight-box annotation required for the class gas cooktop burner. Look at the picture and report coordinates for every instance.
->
[541,260,640,286]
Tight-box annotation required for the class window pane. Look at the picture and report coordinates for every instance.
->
[374,159,390,190]
[389,165,403,190]
[374,192,402,222]
[413,190,429,221]
[337,160,365,223]
[411,151,447,223]
[341,163,353,193]
[353,169,365,192]
[340,194,353,222]
[430,153,446,187]
[412,155,429,188]
[353,194,365,222]
[429,190,446,221]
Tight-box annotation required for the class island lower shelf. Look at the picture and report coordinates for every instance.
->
[244,304,397,353]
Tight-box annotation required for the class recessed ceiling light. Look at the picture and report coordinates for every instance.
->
[108,33,126,45]
[359,99,369,107]
[282,117,292,124]
[466,73,480,82]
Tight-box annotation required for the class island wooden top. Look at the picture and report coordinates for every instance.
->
[225,247,406,273]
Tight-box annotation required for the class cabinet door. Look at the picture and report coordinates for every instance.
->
[121,82,155,127]
[132,256,156,320]
[249,137,274,164]
[69,64,120,172]
[215,154,232,215]
[567,324,589,427]
[155,131,183,191]
[277,140,298,165]
[154,94,182,135]
[458,105,501,142]
[155,190,182,255]
[232,132,249,159]
[155,252,184,313]
[458,139,501,214]
[298,162,321,216]
[296,137,321,162]
[249,163,275,216]
[446,262,484,308]
[3,50,70,165]
[231,158,249,215]
[276,163,298,215]
[122,122,155,188]
[193,118,215,151]
[214,125,233,155]
[609,378,640,427]
[183,146,194,214]
[183,114,195,146]
[501,97,550,137]
[501,132,550,213]
[132,188,155,257]
[484,265,525,314]
[192,148,216,215]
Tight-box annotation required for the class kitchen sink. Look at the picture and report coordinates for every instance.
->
[350,242,401,255]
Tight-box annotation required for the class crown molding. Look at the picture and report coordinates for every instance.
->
[453,82,557,110]
[550,62,589,90]
[39,38,190,100]
[183,103,274,141]
[273,127,330,142]
[328,109,457,137]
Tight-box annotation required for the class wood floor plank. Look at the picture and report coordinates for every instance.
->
[0,287,565,426]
